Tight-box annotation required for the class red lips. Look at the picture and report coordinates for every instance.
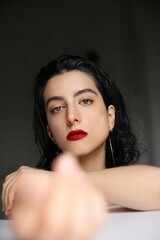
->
[67,130,88,141]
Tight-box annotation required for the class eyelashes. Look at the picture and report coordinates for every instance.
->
[79,98,94,105]
[50,98,94,114]
[50,106,65,113]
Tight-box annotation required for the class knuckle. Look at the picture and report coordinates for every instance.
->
[18,166,26,174]
[19,166,28,172]
[5,175,9,181]
[19,166,25,170]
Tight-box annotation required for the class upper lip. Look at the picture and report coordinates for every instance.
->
[67,130,87,138]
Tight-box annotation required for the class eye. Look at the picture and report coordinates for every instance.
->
[80,98,93,105]
[51,106,65,113]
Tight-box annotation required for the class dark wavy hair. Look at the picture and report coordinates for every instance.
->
[33,54,140,170]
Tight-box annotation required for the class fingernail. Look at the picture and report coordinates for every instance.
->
[8,205,10,210]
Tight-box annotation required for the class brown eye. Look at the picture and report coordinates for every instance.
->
[80,99,93,105]
[51,106,64,113]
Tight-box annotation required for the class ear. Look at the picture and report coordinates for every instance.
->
[46,125,55,142]
[107,105,115,131]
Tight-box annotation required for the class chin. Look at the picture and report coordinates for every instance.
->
[68,148,91,157]
[61,142,94,157]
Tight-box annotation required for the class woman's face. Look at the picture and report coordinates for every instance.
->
[44,70,115,157]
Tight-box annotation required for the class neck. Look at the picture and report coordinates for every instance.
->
[78,143,106,172]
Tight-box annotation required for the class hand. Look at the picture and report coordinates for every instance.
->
[10,153,107,240]
[2,165,53,215]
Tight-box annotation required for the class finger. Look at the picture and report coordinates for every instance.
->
[1,172,15,211]
[5,171,17,181]
[52,152,90,186]
[52,152,82,173]
[2,172,18,212]
[7,183,19,214]
[4,181,18,215]
[3,167,30,212]
[5,173,21,212]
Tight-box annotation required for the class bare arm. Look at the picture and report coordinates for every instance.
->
[87,164,160,211]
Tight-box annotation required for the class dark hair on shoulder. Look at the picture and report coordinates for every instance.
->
[33,54,140,170]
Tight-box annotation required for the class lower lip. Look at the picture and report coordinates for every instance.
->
[67,133,88,141]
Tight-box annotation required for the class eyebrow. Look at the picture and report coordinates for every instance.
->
[46,88,97,107]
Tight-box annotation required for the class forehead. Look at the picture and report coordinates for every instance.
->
[44,70,99,98]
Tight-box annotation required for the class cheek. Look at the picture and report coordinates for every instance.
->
[92,107,109,135]
[91,105,108,125]
[96,117,109,135]
[46,115,64,137]
[51,123,63,137]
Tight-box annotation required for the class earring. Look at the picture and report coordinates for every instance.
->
[109,131,115,166]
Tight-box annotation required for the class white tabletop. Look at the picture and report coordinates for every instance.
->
[1,206,160,240]
[94,206,160,240]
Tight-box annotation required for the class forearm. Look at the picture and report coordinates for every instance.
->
[87,164,160,211]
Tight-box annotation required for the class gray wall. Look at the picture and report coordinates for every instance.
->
[0,0,160,219]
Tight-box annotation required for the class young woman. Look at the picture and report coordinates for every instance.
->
[2,55,160,240]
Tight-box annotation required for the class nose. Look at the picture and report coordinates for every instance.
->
[66,105,81,126]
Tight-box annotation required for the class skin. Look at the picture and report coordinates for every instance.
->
[2,70,160,239]
[88,164,160,211]
[2,70,113,240]
[3,70,113,212]
[44,70,115,171]
[10,153,106,240]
